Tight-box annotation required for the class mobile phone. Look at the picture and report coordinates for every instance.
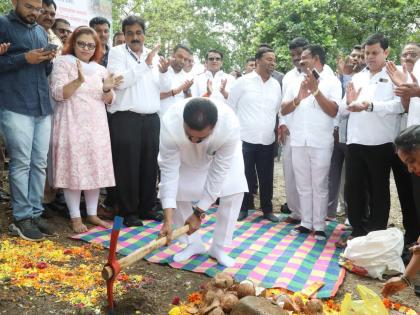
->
[312,68,320,80]
[44,43,58,52]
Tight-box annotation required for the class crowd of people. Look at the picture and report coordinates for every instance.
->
[1,0,420,297]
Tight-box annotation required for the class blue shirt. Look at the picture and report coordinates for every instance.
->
[0,11,52,116]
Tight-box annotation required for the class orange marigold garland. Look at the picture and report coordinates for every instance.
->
[0,238,143,311]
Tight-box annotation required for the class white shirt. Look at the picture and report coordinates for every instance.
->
[160,66,189,116]
[191,70,235,103]
[228,71,282,145]
[106,44,171,114]
[284,66,342,148]
[158,98,248,210]
[280,67,305,127]
[340,67,403,145]
[407,60,420,127]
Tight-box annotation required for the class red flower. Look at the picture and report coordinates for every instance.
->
[63,249,72,254]
[36,262,48,269]
[23,262,34,269]
[171,296,180,305]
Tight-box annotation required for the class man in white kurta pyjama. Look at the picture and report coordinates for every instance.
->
[158,97,248,267]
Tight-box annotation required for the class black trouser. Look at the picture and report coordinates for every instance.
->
[345,143,394,237]
[109,111,160,218]
[105,111,117,208]
[391,154,420,244]
[241,141,274,213]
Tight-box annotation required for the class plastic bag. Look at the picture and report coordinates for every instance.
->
[342,228,405,279]
[340,285,388,315]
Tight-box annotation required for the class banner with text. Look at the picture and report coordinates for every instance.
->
[56,0,112,29]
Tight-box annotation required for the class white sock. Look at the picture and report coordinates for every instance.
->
[209,244,235,268]
[173,240,206,263]
[63,189,82,219]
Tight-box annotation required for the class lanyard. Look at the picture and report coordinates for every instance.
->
[125,44,141,64]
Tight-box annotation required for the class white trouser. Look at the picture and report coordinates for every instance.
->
[282,136,300,219]
[173,193,244,247]
[63,188,100,218]
[291,146,333,231]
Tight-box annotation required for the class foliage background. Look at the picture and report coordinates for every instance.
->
[1,0,419,72]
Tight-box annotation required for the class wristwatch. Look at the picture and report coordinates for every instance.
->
[366,102,374,112]
[192,206,206,220]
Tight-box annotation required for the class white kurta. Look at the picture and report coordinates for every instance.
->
[158,98,248,211]
[191,70,235,104]
[339,67,403,145]
[107,44,171,114]
[407,60,420,127]
[283,67,342,231]
[159,66,189,116]
[228,71,282,145]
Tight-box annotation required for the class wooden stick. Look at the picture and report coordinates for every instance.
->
[102,225,190,280]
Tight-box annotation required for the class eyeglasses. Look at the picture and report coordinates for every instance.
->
[401,52,418,59]
[208,57,221,62]
[24,3,45,14]
[76,41,96,50]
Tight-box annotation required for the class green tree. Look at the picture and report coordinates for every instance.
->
[250,0,420,71]
[0,0,12,14]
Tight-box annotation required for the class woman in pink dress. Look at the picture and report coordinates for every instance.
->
[50,26,123,232]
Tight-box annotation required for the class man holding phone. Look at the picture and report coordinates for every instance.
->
[281,45,341,240]
[36,0,62,54]
[0,0,56,241]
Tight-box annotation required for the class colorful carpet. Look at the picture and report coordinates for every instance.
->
[72,209,346,298]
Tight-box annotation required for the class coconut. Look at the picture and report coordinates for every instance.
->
[207,306,225,315]
[235,280,256,298]
[282,296,298,312]
[293,296,305,312]
[205,290,217,304]
[202,299,221,315]
[220,292,239,312]
[304,299,324,315]
[212,272,234,289]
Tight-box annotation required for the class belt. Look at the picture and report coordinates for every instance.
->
[138,112,157,117]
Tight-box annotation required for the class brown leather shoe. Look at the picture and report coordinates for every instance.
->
[97,204,114,220]
[283,216,301,224]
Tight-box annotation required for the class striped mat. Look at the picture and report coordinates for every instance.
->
[72,209,346,298]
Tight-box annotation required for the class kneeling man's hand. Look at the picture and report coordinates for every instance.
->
[158,208,174,246]
[185,214,202,235]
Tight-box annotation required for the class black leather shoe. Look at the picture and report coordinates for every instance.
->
[263,213,280,222]
[139,211,163,222]
[123,215,143,227]
[280,203,291,214]
[237,211,248,221]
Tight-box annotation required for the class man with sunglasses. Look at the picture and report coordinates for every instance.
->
[0,0,56,241]
[158,97,247,267]
[191,49,235,104]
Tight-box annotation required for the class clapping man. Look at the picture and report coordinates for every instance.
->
[107,16,171,227]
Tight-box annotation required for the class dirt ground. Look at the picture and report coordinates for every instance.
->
[0,158,419,315]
